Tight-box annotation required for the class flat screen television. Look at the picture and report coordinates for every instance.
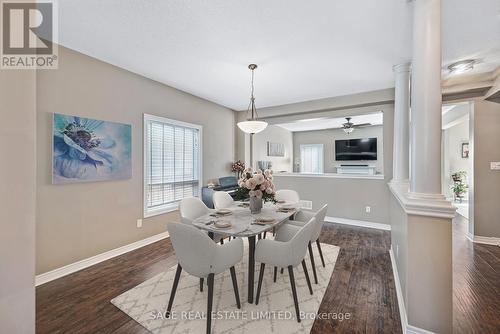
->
[335,138,377,161]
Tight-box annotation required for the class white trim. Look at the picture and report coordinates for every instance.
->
[389,247,437,334]
[325,216,391,231]
[274,172,384,180]
[143,113,203,218]
[388,180,456,219]
[389,247,407,334]
[469,235,500,246]
[35,231,169,286]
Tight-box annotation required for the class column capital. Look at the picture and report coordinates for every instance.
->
[393,62,411,73]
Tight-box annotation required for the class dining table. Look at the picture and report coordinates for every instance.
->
[191,201,298,304]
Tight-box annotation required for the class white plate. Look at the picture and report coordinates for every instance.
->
[215,209,232,215]
[214,221,231,228]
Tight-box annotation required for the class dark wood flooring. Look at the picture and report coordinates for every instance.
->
[453,214,500,333]
[36,223,401,333]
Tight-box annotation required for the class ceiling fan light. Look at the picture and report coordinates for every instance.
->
[237,120,268,134]
[343,127,354,134]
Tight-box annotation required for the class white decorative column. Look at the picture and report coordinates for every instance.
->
[410,0,443,196]
[392,63,411,182]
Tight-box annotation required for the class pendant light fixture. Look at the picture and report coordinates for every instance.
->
[237,64,268,134]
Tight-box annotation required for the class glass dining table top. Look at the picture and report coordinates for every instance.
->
[191,202,298,237]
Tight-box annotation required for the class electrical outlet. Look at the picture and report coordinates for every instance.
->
[137,219,143,228]
[365,206,371,213]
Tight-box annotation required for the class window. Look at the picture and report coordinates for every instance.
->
[300,144,324,174]
[144,114,202,217]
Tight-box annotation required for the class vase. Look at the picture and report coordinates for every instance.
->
[249,196,263,214]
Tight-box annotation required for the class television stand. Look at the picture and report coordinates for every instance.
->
[336,165,376,175]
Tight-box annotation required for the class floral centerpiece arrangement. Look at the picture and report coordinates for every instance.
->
[231,160,246,178]
[236,168,276,213]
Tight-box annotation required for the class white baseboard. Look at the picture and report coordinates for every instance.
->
[325,216,391,231]
[35,231,169,286]
[389,247,408,334]
[389,247,437,334]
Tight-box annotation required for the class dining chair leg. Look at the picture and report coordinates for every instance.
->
[287,266,301,323]
[206,273,215,334]
[229,266,241,309]
[258,233,262,240]
[308,241,318,284]
[273,266,277,283]
[280,267,284,274]
[200,278,204,292]
[263,231,267,239]
[166,264,182,318]
[316,240,326,267]
[255,263,266,305]
[220,238,224,244]
[301,260,313,295]
[272,227,276,236]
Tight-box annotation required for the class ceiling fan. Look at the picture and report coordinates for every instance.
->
[342,117,372,134]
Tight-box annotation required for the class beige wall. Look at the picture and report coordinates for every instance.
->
[36,46,236,274]
[274,175,390,223]
[293,125,384,174]
[470,100,500,238]
[252,125,293,172]
[0,70,36,332]
[407,214,452,333]
[390,194,453,333]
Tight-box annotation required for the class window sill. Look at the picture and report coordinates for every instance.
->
[144,205,179,218]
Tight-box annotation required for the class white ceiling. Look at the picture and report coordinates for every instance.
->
[275,112,383,132]
[57,0,500,110]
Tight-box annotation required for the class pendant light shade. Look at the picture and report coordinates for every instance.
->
[237,120,268,134]
[237,64,268,134]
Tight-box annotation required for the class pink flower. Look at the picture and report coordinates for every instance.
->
[246,178,257,190]
[266,187,274,194]
[256,169,263,174]
[255,190,263,199]
[261,180,269,189]
[254,174,264,185]
[238,180,245,187]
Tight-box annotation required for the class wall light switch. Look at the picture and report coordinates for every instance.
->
[137,219,143,228]
[490,162,500,170]
[365,206,371,213]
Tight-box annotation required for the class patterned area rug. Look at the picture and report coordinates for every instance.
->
[111,239,339,333]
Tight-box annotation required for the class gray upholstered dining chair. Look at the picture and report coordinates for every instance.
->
[179,197,229,244]
[275,189,300,204]
[285,204,328,284]
[254,217,316,323]
[166,222,243,334]
[212,191,234,210]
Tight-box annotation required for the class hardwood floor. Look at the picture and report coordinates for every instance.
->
[453,215,500,333]
[36,223,401,333]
